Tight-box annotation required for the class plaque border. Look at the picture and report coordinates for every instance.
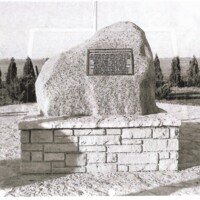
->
[86,48,134,76]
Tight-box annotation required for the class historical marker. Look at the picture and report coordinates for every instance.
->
[87,49,134,76]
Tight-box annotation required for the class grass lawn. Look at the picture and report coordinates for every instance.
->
[163,86,200,105]
[157,99,200,106]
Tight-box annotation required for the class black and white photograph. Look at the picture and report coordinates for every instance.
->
[0,0,200,197]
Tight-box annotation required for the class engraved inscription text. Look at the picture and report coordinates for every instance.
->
[87,49,134,76]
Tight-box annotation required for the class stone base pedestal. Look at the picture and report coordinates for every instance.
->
[18,113,181,174]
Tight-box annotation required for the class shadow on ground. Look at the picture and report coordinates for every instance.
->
[126,177,200,195]
[179,122,200,170]
[0,159,64,189]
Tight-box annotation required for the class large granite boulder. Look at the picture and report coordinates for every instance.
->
[36,21,159,117]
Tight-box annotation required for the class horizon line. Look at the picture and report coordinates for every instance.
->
[0,56,199,60]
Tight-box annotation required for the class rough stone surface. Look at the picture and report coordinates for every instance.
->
[159,159,178,171]
[18,113,181,130]
[44,153,65,161]
[31,130,53,143]
[129,164,158,172]
[21,152,30,161]
[122,128,152,139]
[143,139,179,152]
[36,21,159,117]
[167,139,179,151]
[86,164,117,173]
[19,118,179,174]
[20,162,51,174]
[170,128,179,138]
[44,144,78,153]
[107,153,117,163]
[118,165,128,172]
[122,139,142,145]
[143,140,167,152]
[21,144,43,151]
[153,128,170,139]
[118,153,158,164]
[54,129,73,136]
[74,129,105,136]
[159,152,170,159]
[18,103,180,174]
[107,145,142,153]
[87,153,106,163]
[31,152,43,161]
[170,152,179,159]
[106,129,121,135]
[79,135,120,145]
[54,136,78,143]
[65,154,86,166]
[79,145,106,152]
[51,162,65,168]
[21,131,30,143]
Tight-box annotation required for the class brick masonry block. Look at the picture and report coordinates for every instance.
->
[159,159,178,171]
[21,151,30,161]
[79,145,106,152]
[118,165,128,172]
[143,140,167,152]
[122,128,152,139]
[79,135,120,145]
[86,164,117,173]
[167,139,179,151]
[74,129,105,136]
[44,144,78,152]
[54,136,78,143]
[122,139,142,145]
[106,129,121,135]
[54,129,73,137]
[65,153,86,166]
[21,162,51,174]
[107,145,142,153]
[170,128,179,139]
[22,144,43,151]
[21,131,30,143]
[159,152,170,159]
[129,164,158,172]
[153,128,169,139]
[52,167,86,173]
[87,153,106,163]
[52,162,65,168]
[44,153,65,161]
[31,152,43,161]
[31,130,53,143]
[118,153,158,164]
[20,125,180,173]
[107,153,117,163]
[170,152,179,159]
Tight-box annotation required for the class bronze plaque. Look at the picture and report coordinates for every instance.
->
[87,49,134,76]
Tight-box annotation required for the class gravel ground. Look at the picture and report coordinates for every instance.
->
[0,103,200,196]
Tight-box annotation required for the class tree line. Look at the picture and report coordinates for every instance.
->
[154,55,200,99]
[0,55,199,103]
[0,57,39,103]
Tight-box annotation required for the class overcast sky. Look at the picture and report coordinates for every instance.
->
[0,0,200,59]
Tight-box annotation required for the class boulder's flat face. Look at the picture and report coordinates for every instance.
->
[36,21,159,117]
